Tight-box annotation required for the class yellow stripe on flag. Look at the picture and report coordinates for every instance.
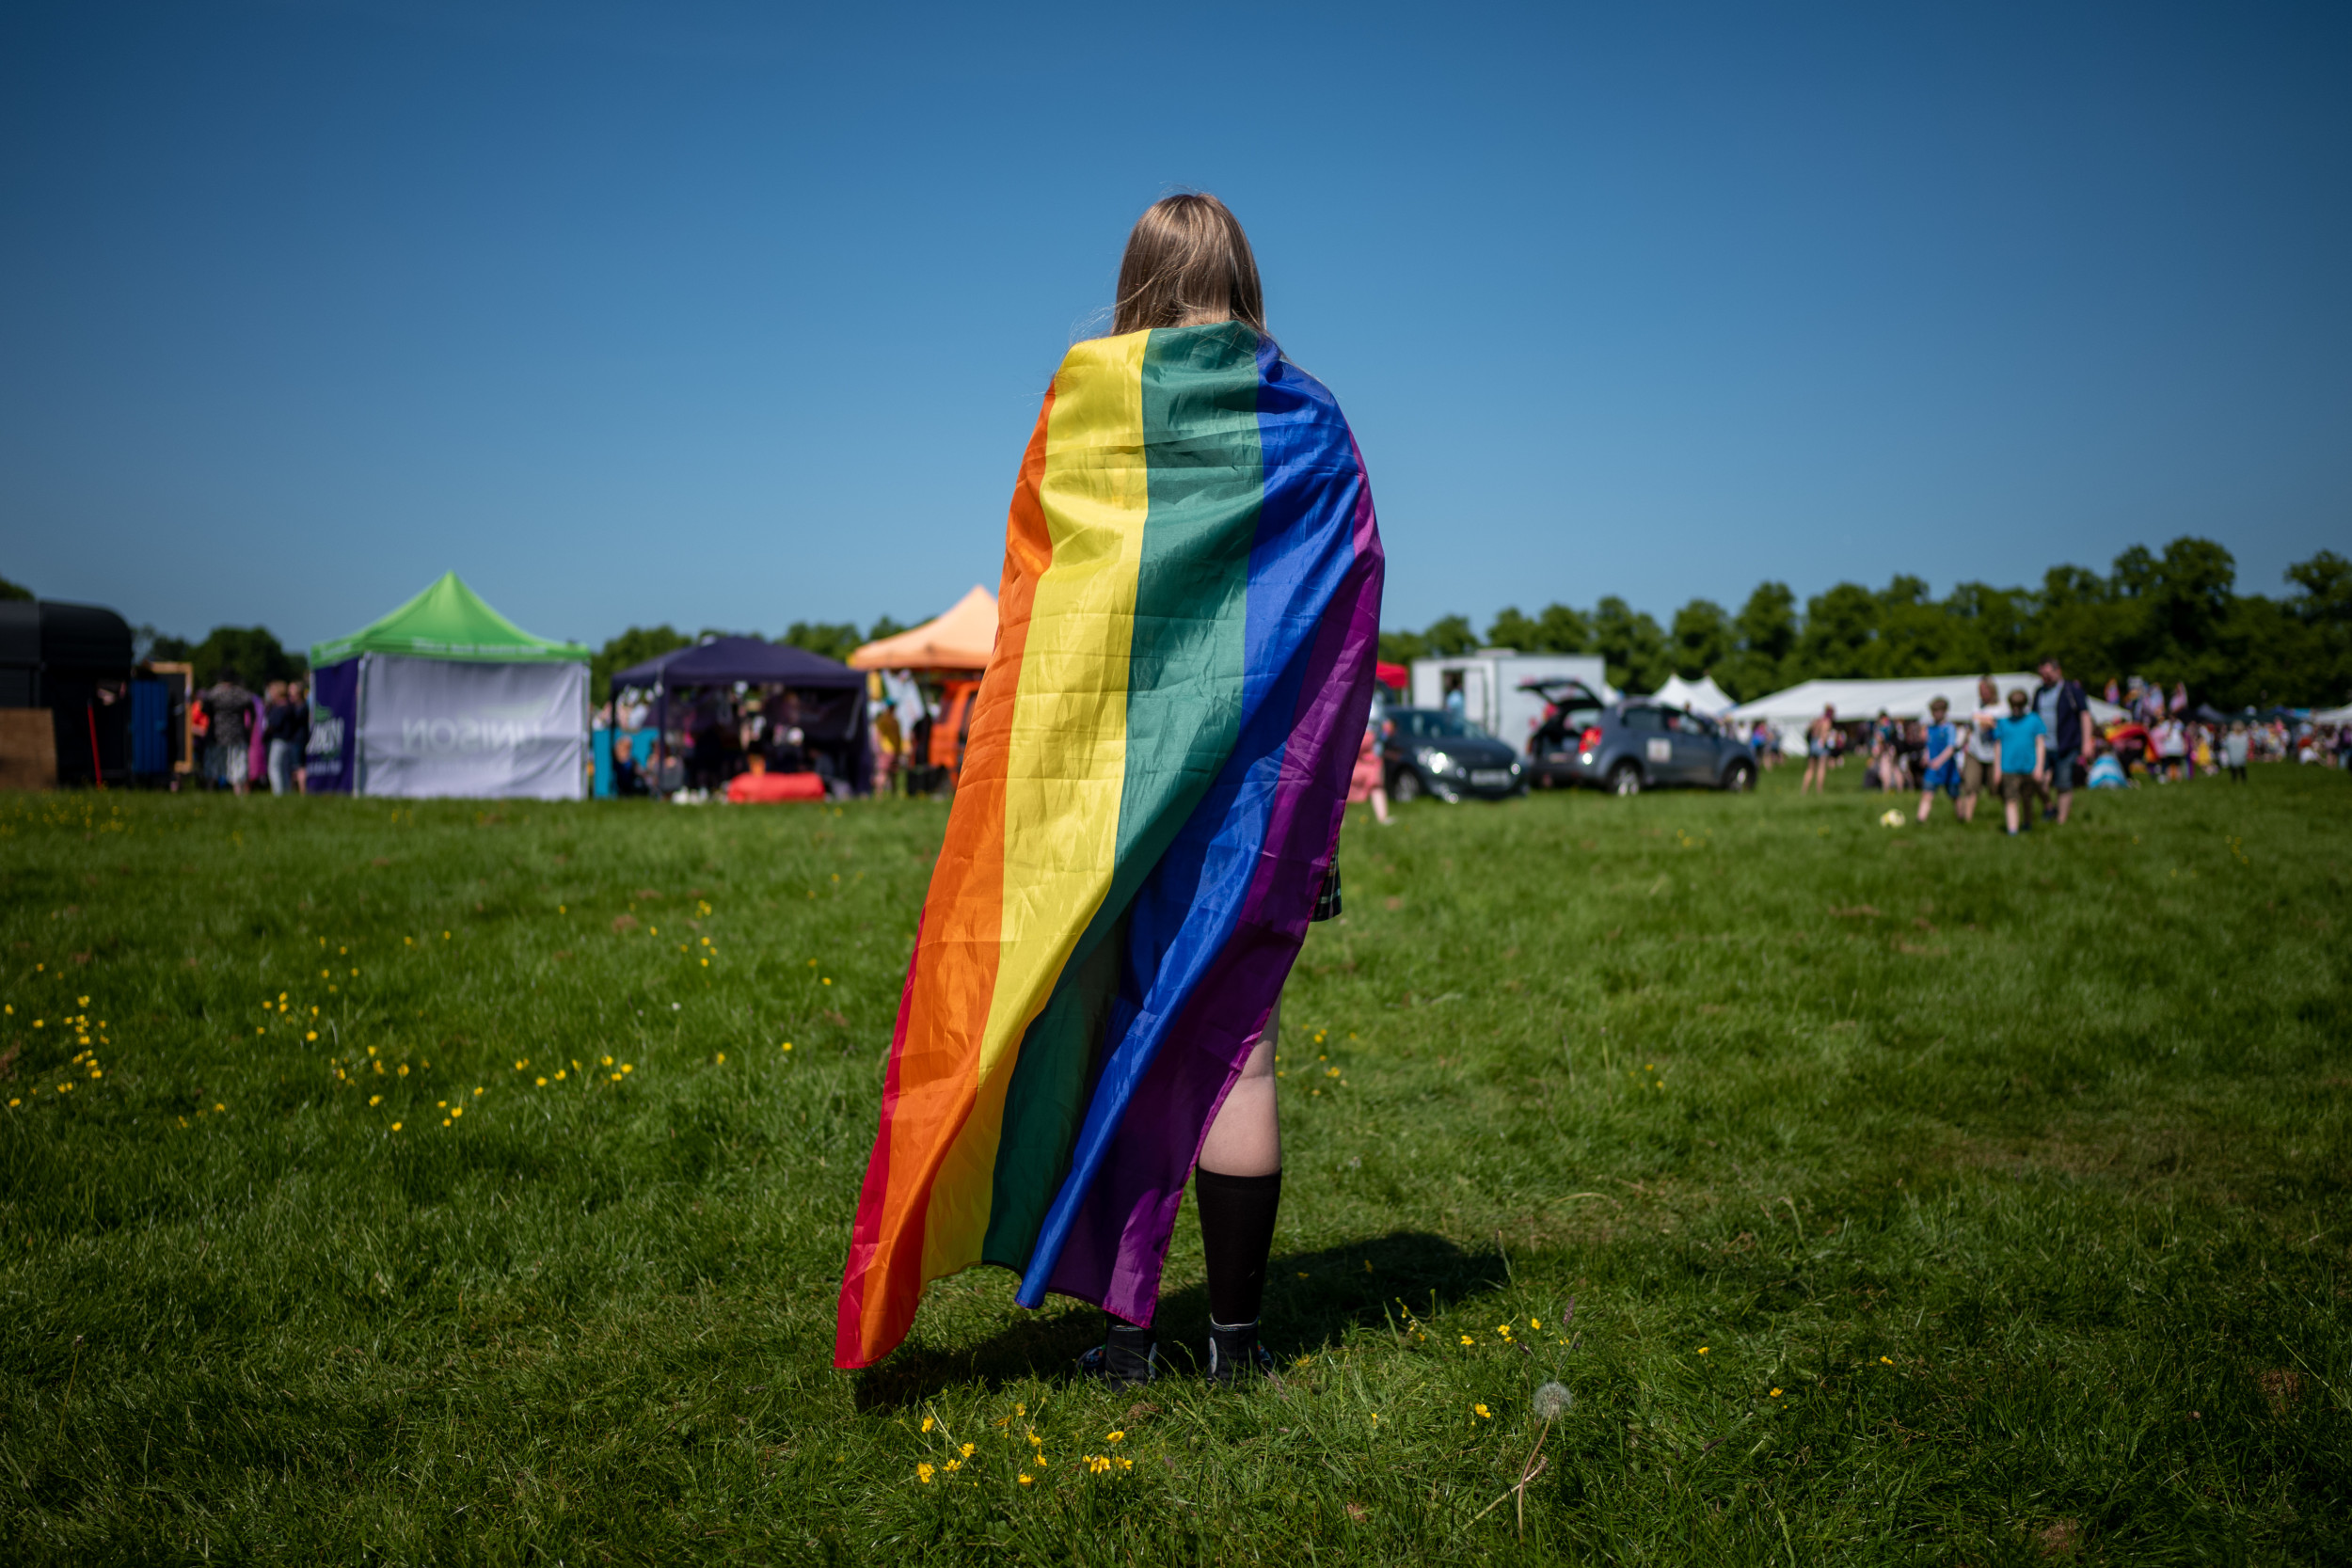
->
[918,329,1152,1278]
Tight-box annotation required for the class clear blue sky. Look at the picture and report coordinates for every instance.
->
[4,1,2346,654]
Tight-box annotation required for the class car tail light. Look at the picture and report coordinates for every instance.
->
[1578,726,1603,752]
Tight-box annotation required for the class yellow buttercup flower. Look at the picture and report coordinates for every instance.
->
[959,1443,975,1458]
[1473,1403,1491,1419]
[916,1463,934,1483]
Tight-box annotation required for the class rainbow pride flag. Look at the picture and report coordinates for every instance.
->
[834,322,1384,1370]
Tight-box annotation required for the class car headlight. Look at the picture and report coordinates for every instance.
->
[1423,751,1453,773]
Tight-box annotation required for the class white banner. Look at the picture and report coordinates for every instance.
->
[358,655,586,800]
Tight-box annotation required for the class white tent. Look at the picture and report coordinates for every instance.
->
[2309,703,2352,724]
[1654,673,1737,716]
[1729,673,2123,756]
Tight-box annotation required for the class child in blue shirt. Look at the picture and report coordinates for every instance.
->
[1915,696,1959,823]
[1993,689,2049,836]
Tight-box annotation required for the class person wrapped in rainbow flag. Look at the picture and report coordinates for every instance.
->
[836,195,1384,1384]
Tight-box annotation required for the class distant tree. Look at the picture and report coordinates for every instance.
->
[1422,614,1479,657]
[1667,598,1732,680]
[1869,575,1955,677]
[1486,602,1591,654]
[0,574,30,602]
[2285,550,2352,626]
[865,614,911,643]
[1377,627,1429,667]
[187,626,303,688]
[781,621,864,665]
[1720,581,1798,699]
[1485,606,1542,652]
[145,631,194,665]
[1591,596,1667,693]
[595,625,691,704]
[2282,549,2352,706]
[1940,580,2032,673]
[1794,583,1879,679]
[1534,603,1593,654]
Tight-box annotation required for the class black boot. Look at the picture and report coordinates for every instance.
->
[1077,1315,1156,1386]
[1205,1318,1276,1387]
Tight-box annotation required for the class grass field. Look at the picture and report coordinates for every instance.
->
[2,762,2347,1564]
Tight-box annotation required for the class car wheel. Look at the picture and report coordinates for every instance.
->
[1610,761,1644,797]
[1721,760,1756,793]
[1391,768,1422,805]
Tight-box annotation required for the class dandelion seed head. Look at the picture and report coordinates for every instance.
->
[1532,1382,1575,1421]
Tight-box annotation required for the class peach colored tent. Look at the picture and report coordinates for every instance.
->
[850,585,997,671]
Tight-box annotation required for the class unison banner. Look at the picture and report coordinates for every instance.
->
[305,659,358,793]
[357,655,586,800]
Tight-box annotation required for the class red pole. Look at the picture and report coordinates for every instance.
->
[86,703,105,790]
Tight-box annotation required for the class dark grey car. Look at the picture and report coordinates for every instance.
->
[1379,707,1527,802]
[1523,682,1757,795]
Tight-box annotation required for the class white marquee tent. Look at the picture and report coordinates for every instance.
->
[1729,673,2123,756]
[1653,673,1737,716]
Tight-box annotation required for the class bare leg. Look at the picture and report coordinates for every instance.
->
[1200,1001,1280,1178]
[1371,785,1391,826]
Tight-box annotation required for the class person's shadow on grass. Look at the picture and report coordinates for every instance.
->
[851,1228,1507,1410]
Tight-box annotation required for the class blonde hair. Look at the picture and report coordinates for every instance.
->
[1113,193,1266,337]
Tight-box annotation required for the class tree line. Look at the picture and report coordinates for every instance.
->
[23,534,2349,712]
[1376,538,2352,710]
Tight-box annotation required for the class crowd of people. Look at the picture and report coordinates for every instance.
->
[1782,657,2347,833]
[189,671,312,794]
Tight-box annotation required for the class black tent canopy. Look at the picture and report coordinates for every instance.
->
[611,637,863,690]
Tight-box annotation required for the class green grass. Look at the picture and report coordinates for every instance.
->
[2,765,2347,1564]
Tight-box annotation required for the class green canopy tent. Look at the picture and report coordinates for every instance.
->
[308,573,591,799]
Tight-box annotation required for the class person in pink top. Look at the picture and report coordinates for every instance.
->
[1349,715,1392,825]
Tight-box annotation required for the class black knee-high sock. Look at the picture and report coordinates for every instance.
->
[1195,1167,1282,1326]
